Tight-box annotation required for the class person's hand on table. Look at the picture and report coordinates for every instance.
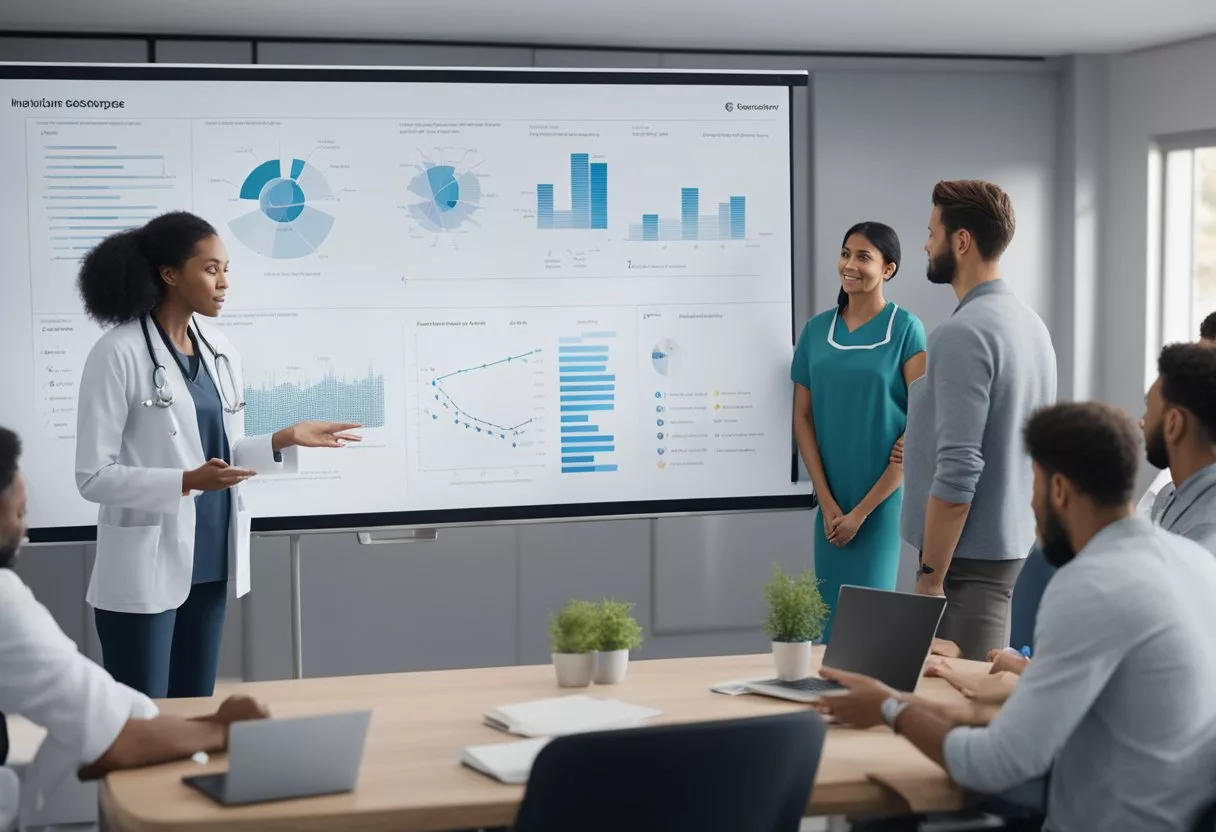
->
[929,637,962,659]
[926,659,1018,705]
[986,648,1031,676]
[203,695,271,749]
[809,667,898,729]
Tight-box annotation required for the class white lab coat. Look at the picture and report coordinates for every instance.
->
[0,569,158,831]
[75,317,297,613]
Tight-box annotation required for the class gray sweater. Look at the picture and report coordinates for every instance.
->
[900,280,1056,559]
[943,518,1216,831]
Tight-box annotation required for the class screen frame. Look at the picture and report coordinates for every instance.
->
[2,62,809,543]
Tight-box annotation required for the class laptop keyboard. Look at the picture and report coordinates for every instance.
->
[756,677,844,693]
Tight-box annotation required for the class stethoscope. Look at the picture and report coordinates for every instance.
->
[139,314,245,414]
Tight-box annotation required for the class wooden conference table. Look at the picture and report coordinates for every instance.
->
[102,650,980,831]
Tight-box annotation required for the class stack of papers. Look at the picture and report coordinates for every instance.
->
[459,737,550,785]
[461,695,662,784]
[482,694,663,738]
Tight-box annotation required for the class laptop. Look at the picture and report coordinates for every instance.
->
[183,710,372,806]
[743,585,947,702]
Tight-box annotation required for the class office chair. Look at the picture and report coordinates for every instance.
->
[510,711,827,832]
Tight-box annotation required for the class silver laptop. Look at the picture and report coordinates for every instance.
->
[744,585,947,702]
[183,710,372,806]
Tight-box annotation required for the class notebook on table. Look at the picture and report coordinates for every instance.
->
[482,695,661,738]
[459,737,550,784]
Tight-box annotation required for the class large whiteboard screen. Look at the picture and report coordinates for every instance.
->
[0,65,807,540]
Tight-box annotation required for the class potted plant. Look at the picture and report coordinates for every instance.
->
[549,599,599,687]
[593,599,644,684]
[763,564,828,681]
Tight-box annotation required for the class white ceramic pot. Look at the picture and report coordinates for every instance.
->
[772,641,813,681]
[594,650,630,684]
[552,652,595,688]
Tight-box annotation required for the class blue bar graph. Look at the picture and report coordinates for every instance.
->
[537,184,554,230]
[557,329,618,475]
[571,153,589,228]
[590,163,608,230]
[628,192,747,242]
[642,214,659,241]
[730,196,746,239]
[560,403,614,412]
[681,188,699,240]
[536,153,608,230]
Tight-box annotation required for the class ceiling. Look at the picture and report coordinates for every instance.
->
[2,0,1215,57]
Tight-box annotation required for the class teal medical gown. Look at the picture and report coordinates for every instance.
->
[791,302,926,642]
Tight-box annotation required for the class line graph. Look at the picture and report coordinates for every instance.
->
[417,336,548,473]
[429,350,538,442]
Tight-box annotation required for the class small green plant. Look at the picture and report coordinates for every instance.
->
[595,599,645,652]
[549,599,599,654]
[763,564,828,643]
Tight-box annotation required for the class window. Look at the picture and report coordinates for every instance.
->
[1157,140,1216,348]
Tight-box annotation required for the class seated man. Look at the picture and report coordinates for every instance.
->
[0,427,270,829]
[816,402,1216,832]
[931,340,1216,672]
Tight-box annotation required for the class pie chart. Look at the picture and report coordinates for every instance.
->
[407,163,483,231]
[229,158,335,259]
[651,339,679,376]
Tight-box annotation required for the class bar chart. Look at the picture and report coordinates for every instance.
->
[628,189,746,242]
[537,153,608,230]
[558,330,618,474]
[244,367,386,436]
[26,119,191,313]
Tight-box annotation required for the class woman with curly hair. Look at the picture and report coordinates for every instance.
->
[75,211,360,698]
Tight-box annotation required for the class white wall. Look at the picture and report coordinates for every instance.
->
[1104,35,1216,439]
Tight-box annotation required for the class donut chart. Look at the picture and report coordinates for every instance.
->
[229,158,335,259]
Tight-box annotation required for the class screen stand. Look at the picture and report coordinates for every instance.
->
[290,534,304,680]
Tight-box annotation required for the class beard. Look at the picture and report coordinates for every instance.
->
[1145,423,1170,471]
[0,533,20,570]
[1038,503,1076,569]
[926,248,957,285]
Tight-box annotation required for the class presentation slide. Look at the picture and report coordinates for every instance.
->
[0,66,805,537]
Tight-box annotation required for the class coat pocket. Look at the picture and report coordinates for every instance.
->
[92,523,162,606]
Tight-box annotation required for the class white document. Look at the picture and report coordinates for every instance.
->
[483,695,662,738]
[459,737,550,785]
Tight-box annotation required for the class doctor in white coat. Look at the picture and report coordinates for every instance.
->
[75,211,359,699]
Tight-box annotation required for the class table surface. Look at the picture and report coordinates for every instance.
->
[102,651,980,832]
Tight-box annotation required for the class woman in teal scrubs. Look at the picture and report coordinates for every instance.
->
[791,222,926,641]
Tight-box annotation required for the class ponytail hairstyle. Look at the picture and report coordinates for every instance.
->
[837,221,902,311]
[77,211,218,326]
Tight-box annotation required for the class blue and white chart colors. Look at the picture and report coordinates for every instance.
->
[0,67,804,537]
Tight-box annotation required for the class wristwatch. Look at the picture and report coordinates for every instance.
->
[880,696,910,732]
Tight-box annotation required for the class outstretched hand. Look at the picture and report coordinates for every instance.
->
[290,421,363,448]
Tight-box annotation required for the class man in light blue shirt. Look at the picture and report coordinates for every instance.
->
[991,340,1216,657]
[818,402,1216,832]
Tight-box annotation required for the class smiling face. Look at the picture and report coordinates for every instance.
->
[839,232,895,299]
[159,234,231,318]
